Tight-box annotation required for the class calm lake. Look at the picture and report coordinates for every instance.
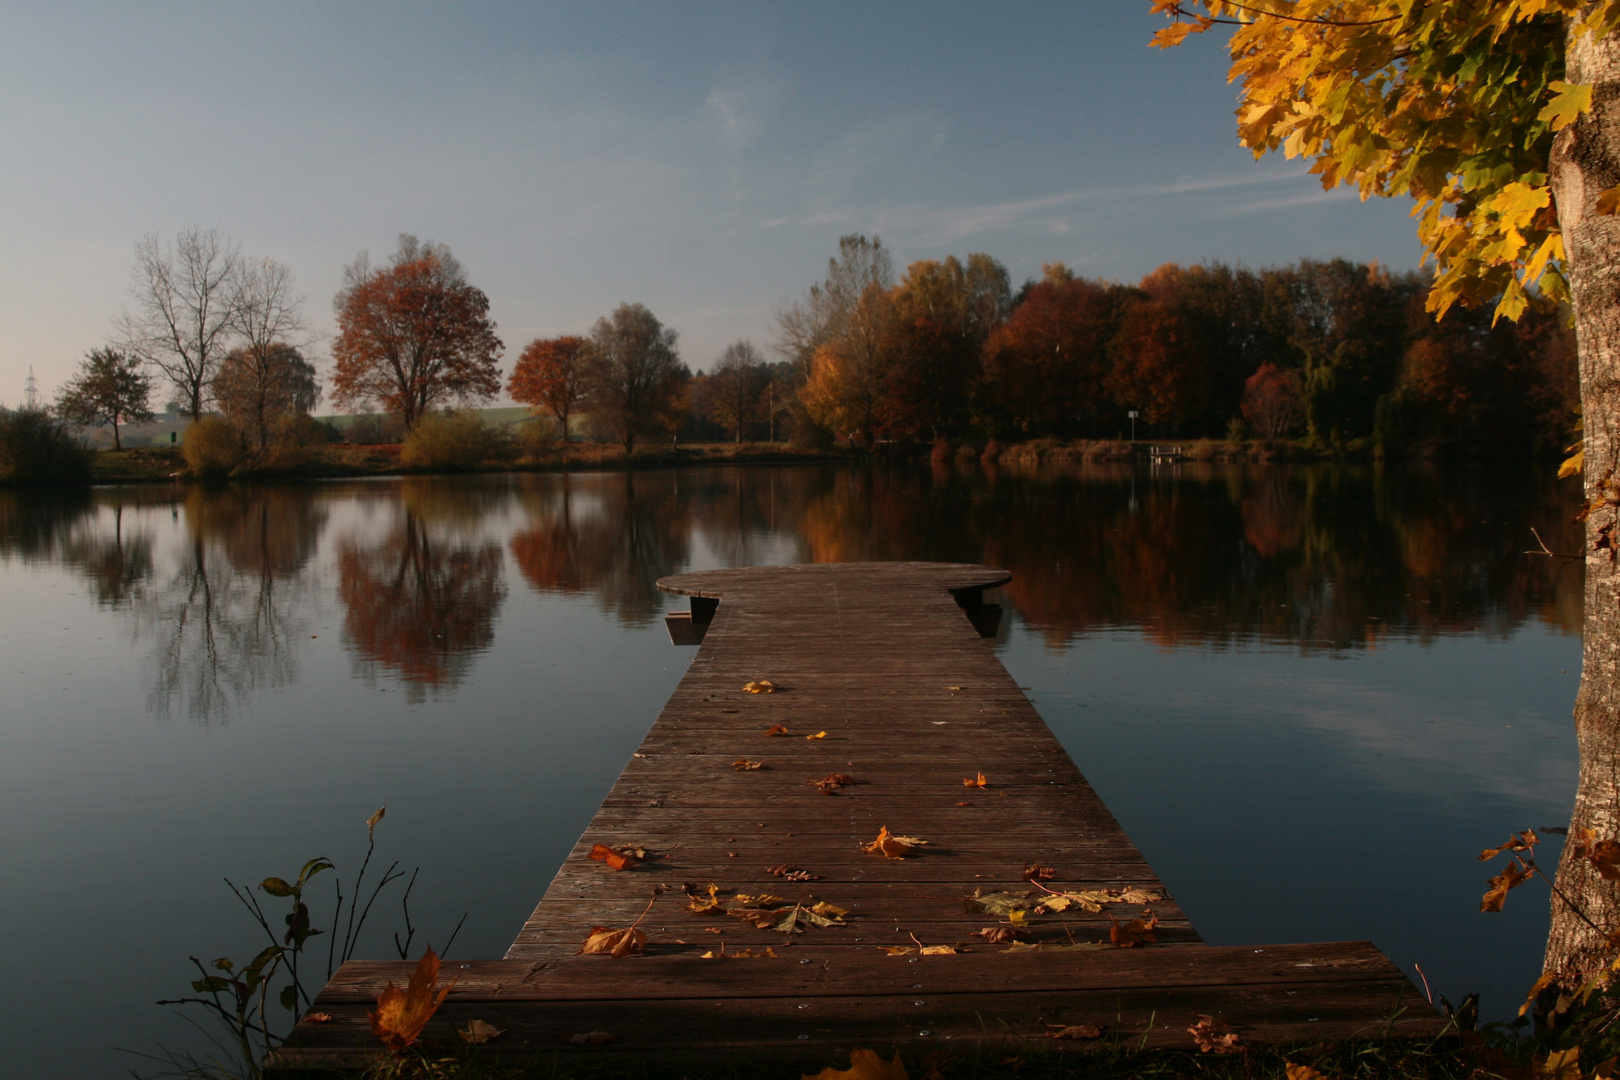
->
[0,462,1584,1077]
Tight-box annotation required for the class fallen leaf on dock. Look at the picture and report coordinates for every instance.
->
[587,843,653,871]
[568,1030,615,1045]
[305,1011,333,1022]
[812,772,854,794]
[1109,911,1159,947]
[1047,1023,1102,1040]
[862,826,928,859]
[974,927,1015,944]
[685,883,727,914]
[1022,863,1055,881]
[1188,1014,1242,1054]
[578,926,646,958]
[803,1048,909,1080]
[963,890,1034,918]
[737,900,850,932]
[963,772,988,789]
[459,1018,505,1044]
[732,759,766,771]
[733,891,787,906]
[1001,941,1106,952]
[700,946,777,958]
[765,724,790,736]
[881,943,960,956]
[744,680,777,693]
[1283,1065,1330,1080]
[369,947,454,1050]
[806,730,827,740]
[767,863,820,881]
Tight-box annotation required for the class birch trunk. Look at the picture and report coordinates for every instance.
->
[1547,17,1620,980]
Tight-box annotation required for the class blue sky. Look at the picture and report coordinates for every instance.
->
[0,2,1425,407]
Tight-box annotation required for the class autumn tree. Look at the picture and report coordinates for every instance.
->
[981,266,1121,436]
[1154,0,1620,980]
[1106,293,1213,431]
[116,228,241,420]
[508,335,589,440]
[707,340,767,442]
[1240,362,1305,439]
[582,303,688,453]
[55,347,153,450]
[213,344,320,449]
[330,235,503,429]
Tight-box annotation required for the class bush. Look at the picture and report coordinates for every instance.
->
[182,416,246,479]
[0,407,92,486]
[340,414,404,445]
[399,411,515,470]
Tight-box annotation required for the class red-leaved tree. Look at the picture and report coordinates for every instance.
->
[331,235,503,430]
[508,335,588,440]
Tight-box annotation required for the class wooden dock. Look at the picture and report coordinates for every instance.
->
[271,562,1440,1071]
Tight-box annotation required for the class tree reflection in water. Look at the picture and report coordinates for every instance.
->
[508,473,690,624]
[143,486,327,721]
[338,480,507,699]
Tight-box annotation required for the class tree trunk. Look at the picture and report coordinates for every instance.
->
[1546,17,1620,981]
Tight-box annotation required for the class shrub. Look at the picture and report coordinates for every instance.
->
[182,416,246,479]
[399,411,514,470]
[0,407,92,486]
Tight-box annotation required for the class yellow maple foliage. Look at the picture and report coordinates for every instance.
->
[962,772,988,789]
[369,947,455,1050]
[578,925,646,958]
[803,1048,910,1080]
[744,680,777,693]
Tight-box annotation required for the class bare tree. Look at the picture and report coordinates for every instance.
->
[706,340,766,442]
[116,228,242,420]
[213,258,318,448]
[582,303,688,453]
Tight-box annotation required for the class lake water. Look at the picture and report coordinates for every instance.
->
[0,462,1584,1078]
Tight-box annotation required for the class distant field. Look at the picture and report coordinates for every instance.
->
[314,406,534,429]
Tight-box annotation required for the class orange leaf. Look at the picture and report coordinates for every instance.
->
[963,772,988,789]
[806,731,827,740]
[305,1011,333,1022]
[578,925,646,958]
[1109,911,1159,947]
[1048,1023,1102,1040]
[368,947,455,1050]
[765,724,790,736]
[1022,863,1055,881]
[802,1048,910,1080]
[732,759,765,771]
[1188,1014,1242,1054]
[588,843,635,870]
[1284,1064,1329,1080]
[1481,861,1533,912]
[744,680,777,693]
[812,772,854,794]
[861,825,928,859]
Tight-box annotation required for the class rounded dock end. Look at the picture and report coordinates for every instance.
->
[655,561,1012,599]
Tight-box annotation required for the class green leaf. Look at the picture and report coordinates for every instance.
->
[260,876,296,898]
[280,983,298,1013]
[212,957,235,973]
[298,857,334,886]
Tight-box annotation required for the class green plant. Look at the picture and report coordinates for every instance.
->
[400,411,514,470]
[183,417,247,479]
[0,406,92,485]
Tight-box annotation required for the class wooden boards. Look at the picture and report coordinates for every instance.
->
[270,562,1441,1071]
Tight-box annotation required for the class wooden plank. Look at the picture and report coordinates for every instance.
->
[270,562,1440,1073]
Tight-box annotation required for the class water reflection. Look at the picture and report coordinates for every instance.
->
[509,473,691,625]
[142,487,327,721]
[1,463,1581,723]
[339,482,507,698]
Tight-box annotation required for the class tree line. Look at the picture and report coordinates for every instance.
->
[40,228,1576,461]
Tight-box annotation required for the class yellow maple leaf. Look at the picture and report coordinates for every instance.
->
[744,680,777,693]
[1539,81,1592,131]
[578,925,646,958]
[861,825,928,859]
[806,731,827,740]
[802,1048,909,1080]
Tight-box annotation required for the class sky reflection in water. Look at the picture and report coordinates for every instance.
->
[0,463,1582,1077]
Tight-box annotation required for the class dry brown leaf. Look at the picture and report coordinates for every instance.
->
[812,772,854,794]
[369,947,455,1050]
[685,883,727,914]
[733,891,787,906]
[1047,1023,1102,1040]
[1575,830,1620,880]
[1117,887,1163,904]
[588,843,636,871]
[1188,1014,1242,1054]
[1022,863,1055,881]
[1479,829,1540,861]
[765,724,790,736]
[883,943,961,956]
[305,1011,333,1022]
[1482,861,1533,912]
[862,825,928,859]
[802,1048,910,1080]
[459,1018,505,1044]
[963,772,989,789]
[568,1030,614,1045]
[975,927,1015,944]
[1284,1064,1331,1080]
[578,925,646,958]
[1539,1047,1583,1079]
[806,730,827,740]
[1109,911,1159,947]
[767,863,820,881]
[744,680,777,693]
[732,759,765,771]
[701,946,779,958]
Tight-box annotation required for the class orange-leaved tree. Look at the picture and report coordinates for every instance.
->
[331,235,503,430]
[508,335,588,440]
[1153,0,1620,980]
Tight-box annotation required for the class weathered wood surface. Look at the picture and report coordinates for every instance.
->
[271,562,1440,1071]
